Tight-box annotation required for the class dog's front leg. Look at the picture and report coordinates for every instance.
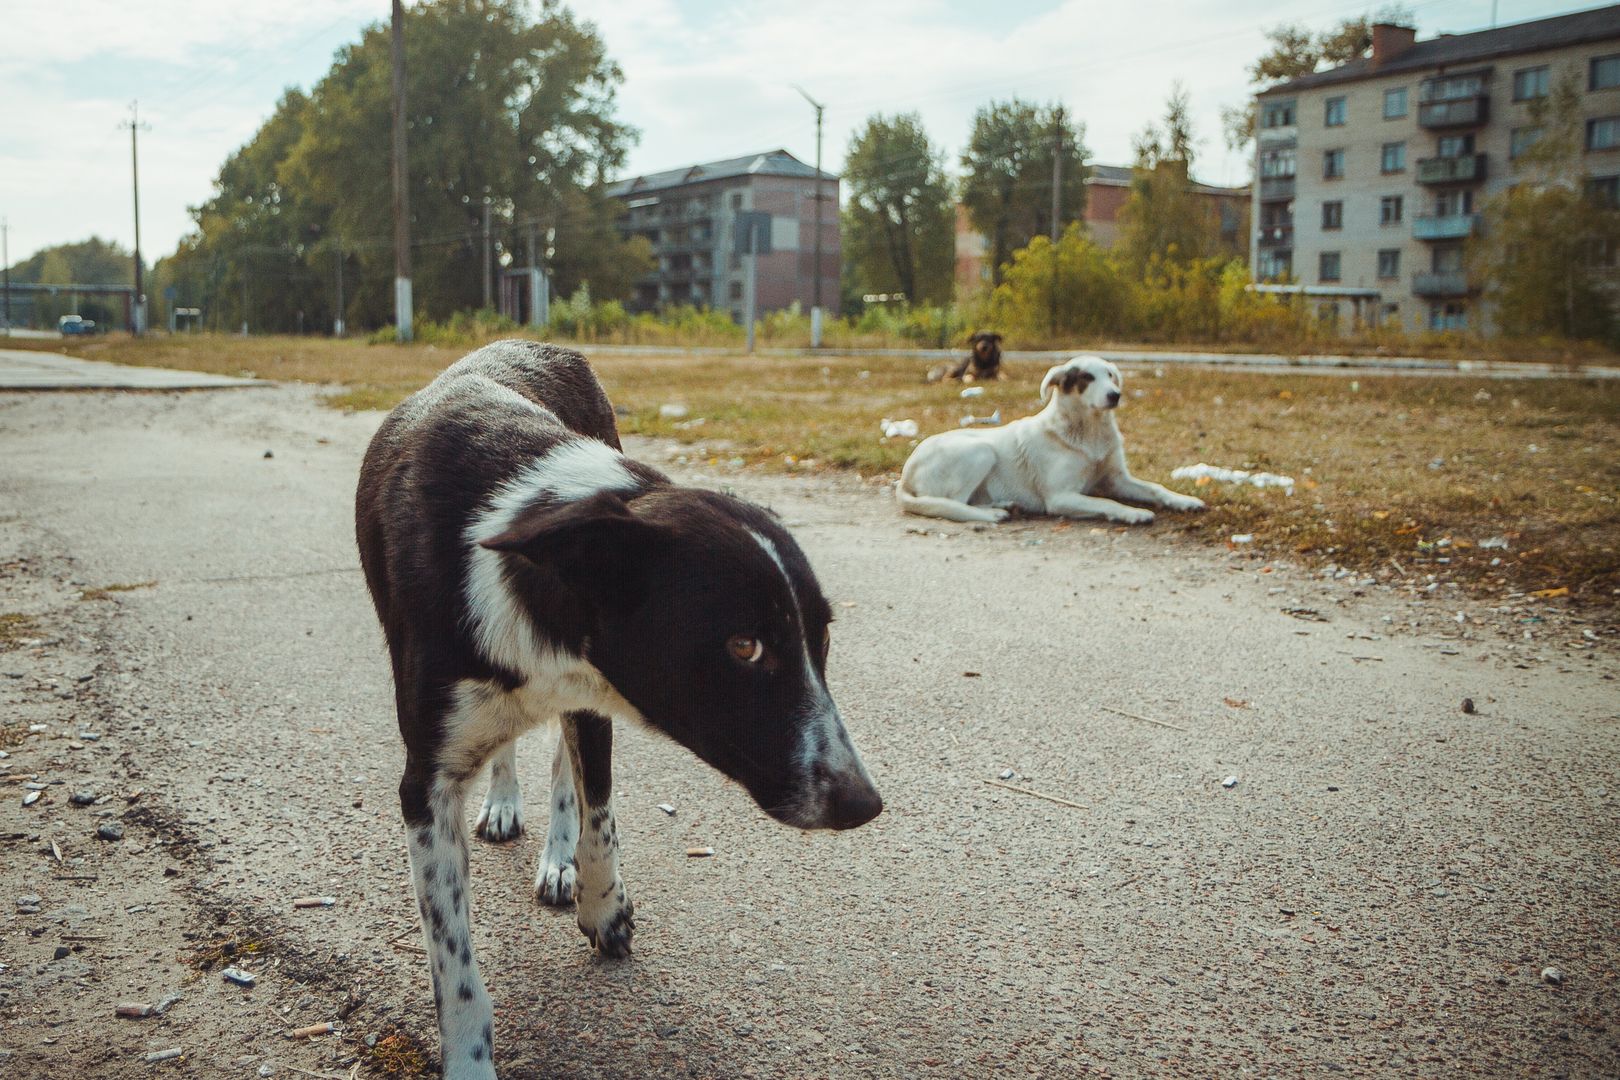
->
[561,709,634,957]
[1045,491,1155,525]
[1105,472,1206,513]
[534,734,579,905]
[473,743,523,842]
[403,765,496,1080]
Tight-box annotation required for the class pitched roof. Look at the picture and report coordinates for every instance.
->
[604,150,834,198]
[1260,4,1620,96]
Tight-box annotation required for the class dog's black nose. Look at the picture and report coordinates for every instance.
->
[1106,390,1121,406]
[828,775,883,830]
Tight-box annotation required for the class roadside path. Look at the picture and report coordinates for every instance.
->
[0,384,1614,1078]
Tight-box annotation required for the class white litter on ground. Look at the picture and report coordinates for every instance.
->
[959,386,986,398]
[1171,462,1296,495]
[880,418,919,439]
[959,410,1001,427]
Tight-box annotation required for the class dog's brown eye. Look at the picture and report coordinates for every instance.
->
[728,636,764,664]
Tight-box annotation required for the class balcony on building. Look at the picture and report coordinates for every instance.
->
[1257,224,1294,248]
[1412,271,1474,296]
[1259,176,1295,200]
[1416,153,1486,185]
[1413,213,1482,240]
[1418,96,1488,129]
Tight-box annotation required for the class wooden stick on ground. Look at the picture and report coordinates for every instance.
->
[1100,705,1191,733]
[980,778,1088,811]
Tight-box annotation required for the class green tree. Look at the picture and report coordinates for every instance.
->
[1472,71,1620,343]
[959,100,1088,287]
[842,112,955,305]
[986,224,1127,340]
[162,0,642,333]
[1117,86,1222,270]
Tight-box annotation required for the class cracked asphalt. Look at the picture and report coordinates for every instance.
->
[1,382,1616,1079]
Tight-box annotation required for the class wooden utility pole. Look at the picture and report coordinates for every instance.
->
[390,0,413,341]
[2,217,10,332]
[482,200,493,310]
[1050,107,1064,242]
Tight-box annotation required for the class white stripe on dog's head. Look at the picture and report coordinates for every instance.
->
[464,438,639,674]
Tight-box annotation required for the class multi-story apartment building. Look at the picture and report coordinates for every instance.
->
[604,149,839,320]
[1251,7,1620,333]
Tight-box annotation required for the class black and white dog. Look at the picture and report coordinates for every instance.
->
[356,340,882,1079]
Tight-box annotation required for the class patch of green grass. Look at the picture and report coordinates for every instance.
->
[11,334,1619,608]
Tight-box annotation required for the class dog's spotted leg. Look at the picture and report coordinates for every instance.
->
[562,709,633,957]
[403,766,496,1080]
[534,733,579,906]
[473,742,523,842]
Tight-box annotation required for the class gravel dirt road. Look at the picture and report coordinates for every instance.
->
[1,384,1616,1079]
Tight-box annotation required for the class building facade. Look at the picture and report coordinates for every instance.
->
[1251,6,1620,333]
[604,150,839,320]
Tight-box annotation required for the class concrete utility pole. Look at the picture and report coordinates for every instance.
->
[794,86,827,348]
[333,242,346,337]
[121,102,150,334]
[390,0,413,342]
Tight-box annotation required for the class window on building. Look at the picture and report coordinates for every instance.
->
[1513,66,1550,101]
[1324,149,1345,178]
[1588,175,1620,207]
[1380,195,1404,224]
[1510,127,1544,159]
[1429,302,1468,331]
[1432,245,1465,273]
[728,280,743,300]
[1257,249,1293,280]
[1325,97,1347,126]
[1588,117,1620,151]
[1261,99,1297,127]
[1377,249,1401,279]
[1589,236,1618,268]
[1260,148,1297,177]
[1384,87,1408,119]
[1321,201,1343,229]
[730,192,744,209]
[1593,55,1620,91]
[1319,251,1341,282]
[1437,133,1475,158]
[1434,189,1474,215]
[1381,142,1406,173]
[1422,73,1485,101]
[1317,301,1341,325]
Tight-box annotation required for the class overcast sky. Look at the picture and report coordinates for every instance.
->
[0,0,1593,268]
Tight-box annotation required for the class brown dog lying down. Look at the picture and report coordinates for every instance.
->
[927,331,1004,383]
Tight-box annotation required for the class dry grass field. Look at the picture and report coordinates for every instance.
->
[17,333,1620,608]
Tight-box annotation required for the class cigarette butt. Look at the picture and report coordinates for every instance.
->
[143,1047,183,1062]
[292,896,336,908]
[288,1021,336,1039]
[685,846,715,858]
[116,1002,154,1018]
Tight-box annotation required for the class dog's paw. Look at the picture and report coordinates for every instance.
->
[578,885,634,958]
[1165,494,1206,513]
[986,507,1010,523]
[474,791,523,843]
[1111,507,1156,525]
[534,855,577,907]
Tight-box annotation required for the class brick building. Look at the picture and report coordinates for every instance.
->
[604,150,839,320]
[1251,7,1620,333]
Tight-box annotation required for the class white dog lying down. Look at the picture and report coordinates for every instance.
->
[896,355,1206,525]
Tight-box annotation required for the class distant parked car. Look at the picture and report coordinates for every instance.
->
[58,315,98,336]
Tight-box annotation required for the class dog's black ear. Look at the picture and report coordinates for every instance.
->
[480,490,664,574]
